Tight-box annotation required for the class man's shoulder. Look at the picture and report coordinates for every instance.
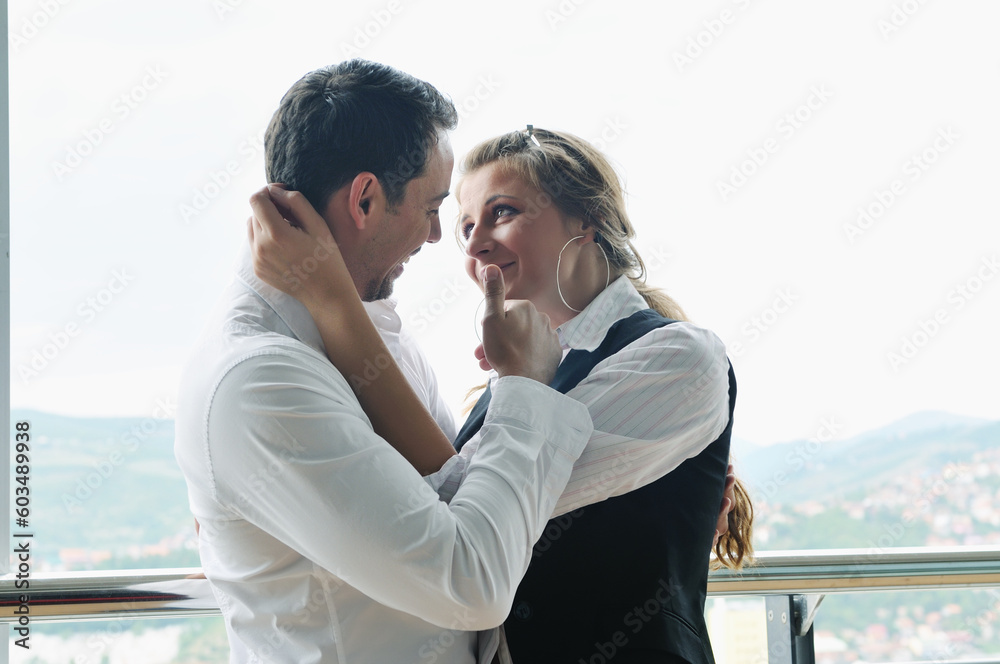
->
[175,330,365,470]
[185,282,336,389]
[207,333,349,402]
[178,321,357,432]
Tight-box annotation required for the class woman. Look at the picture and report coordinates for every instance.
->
[249,126,752,663]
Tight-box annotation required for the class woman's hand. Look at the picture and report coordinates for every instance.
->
[476,265,563,385]
[247,185,352,308]
[248,185,455,475]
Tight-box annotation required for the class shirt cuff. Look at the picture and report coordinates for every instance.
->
[485,375,593,457]
[423,449,467,503]
[423,377,593,502]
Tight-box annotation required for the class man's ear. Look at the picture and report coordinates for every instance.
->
[348,172,387,230]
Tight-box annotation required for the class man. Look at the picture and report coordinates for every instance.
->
[175,59,595,662]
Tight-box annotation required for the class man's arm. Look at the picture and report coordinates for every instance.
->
[436,322,732,518]
[206,345,591,631]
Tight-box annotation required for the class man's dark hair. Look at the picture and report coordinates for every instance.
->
[265,59,458,213]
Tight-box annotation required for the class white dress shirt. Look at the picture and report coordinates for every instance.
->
[362,297,458,443]
[431,275,732,518]
[174,249,593,664]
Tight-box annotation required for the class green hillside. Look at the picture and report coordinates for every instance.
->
[10,410,198,570]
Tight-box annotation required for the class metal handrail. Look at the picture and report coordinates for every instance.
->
[2,547,999,623]
[708,545,1000,595]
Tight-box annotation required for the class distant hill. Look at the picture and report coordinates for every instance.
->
[10,409,194,569]
[9,408,998,569]
[13,408,178,441]
[735,411,999,504]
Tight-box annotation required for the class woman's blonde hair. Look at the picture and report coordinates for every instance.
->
[460,127,753,569]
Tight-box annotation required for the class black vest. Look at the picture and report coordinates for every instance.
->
[454,309,736,664]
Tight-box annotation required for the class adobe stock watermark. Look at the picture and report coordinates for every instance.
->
[274,233,340,292]
[233,432,308,515]
[864,461,971,554]
[453,75,501,123]
[471,115,627,233]
[639,245,674,275]
[576,577,684,664]
[750,623,808,664]
[716,84,833,202]
[212,0,246,20]
[392,470,449,521]
[672,0,756,73]
[532,508,587,559]
[408,277,472,333]
[544,0,591,31]
[70,599,166,664]
[51,65,168,181]
[338,0,402,57]
[223,575,348,662]
[526,451,646,558]
[587,116,628,153]
[418,604,482,663]
[563,445,646,514]
[194,459,297,543]
[966,588,1000,634]
[18,268,136,384]
[876,0,930,40]
[727,288,799,358]
[61,399,176,514]
[843,126,958,244]
[179,129,265,224]
[266,579,346,658]
[886,254,998,372]
[756,416,844,500]
[346,352,397,391]
[8,0,73,55]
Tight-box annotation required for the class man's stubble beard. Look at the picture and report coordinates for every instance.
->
[359,208,403,302]
[362,274,395,302]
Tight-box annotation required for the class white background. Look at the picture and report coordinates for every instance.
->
[9,0,1000,445]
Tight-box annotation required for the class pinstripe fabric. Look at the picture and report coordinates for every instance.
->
[430,276,731,518]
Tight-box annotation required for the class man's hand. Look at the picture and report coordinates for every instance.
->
[476,265,562,384]
[713,464,737,547]
[247,185,350,308]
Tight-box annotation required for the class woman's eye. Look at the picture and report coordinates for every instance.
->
[461,222,474,239]
[494,205,517,218]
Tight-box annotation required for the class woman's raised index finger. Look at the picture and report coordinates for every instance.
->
[481,265,506,319]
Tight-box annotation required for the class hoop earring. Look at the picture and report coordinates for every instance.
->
[474,296,486,343]
[556,235,611,313]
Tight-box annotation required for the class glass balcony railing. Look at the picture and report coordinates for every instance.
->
[3,546,999,662]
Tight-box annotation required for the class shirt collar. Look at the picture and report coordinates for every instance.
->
[235,245,329,355]
[363,297,403,336]
[556,276,649,352]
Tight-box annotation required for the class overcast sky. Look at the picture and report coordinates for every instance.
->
[9,0,1000,446]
